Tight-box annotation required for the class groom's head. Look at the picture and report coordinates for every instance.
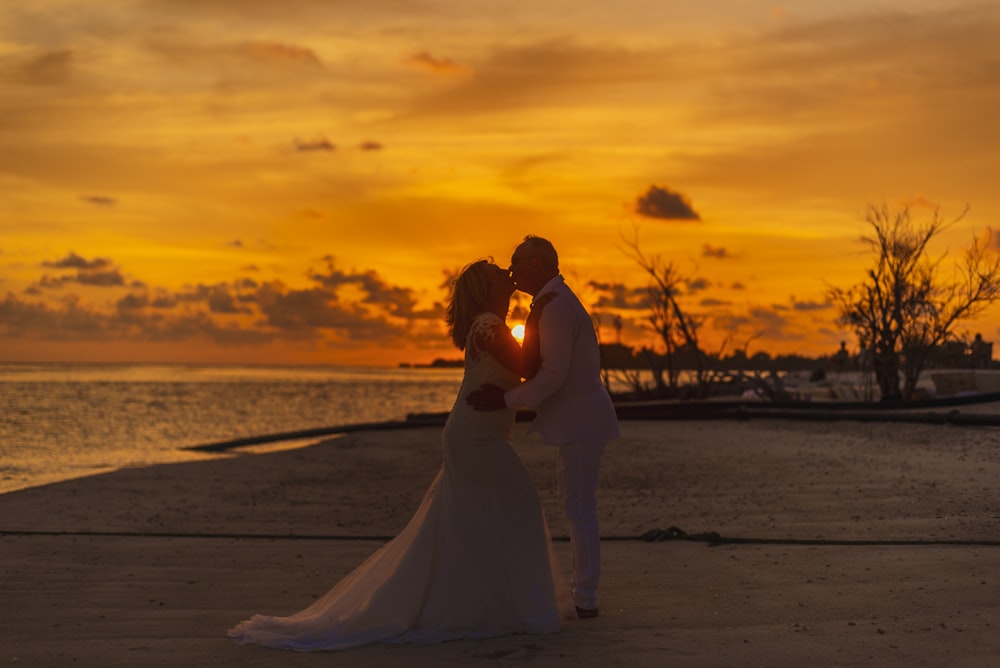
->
[508,235,559,296]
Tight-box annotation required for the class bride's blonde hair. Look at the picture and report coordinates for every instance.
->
[446,259,493,350]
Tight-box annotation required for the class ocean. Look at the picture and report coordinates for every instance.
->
[6,362,989,495]
[0,363,466,495]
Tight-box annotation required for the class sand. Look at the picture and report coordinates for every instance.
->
[2,418,1000,667]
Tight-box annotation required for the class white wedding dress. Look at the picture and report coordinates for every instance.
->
[228,312,572,651]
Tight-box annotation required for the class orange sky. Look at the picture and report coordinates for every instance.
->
[2,1,999,366]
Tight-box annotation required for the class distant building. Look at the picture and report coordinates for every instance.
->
[931,335,993,369]
[971,333,993,369]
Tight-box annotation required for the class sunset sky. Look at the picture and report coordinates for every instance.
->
[2,0,999,366]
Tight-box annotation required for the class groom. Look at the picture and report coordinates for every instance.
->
[467,235,620,619]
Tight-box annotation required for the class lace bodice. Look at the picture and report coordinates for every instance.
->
[464,312,519,387]
[443,312,520,440]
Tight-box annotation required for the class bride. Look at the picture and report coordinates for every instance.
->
[228,259,572,651]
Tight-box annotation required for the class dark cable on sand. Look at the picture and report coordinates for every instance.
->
[4,527,1000,547]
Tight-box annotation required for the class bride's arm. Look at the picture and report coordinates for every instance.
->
[466,297,551,410]
[476,321,522,375]
[469,293,556,382]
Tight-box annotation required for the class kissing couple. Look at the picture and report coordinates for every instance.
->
[229,235,620,651]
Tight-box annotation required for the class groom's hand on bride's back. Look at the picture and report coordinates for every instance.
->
[466,383,506,411]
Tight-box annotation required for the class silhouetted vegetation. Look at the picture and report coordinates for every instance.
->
[828,202,1000,401]
[599,341,825,400]
[621,228,713,396]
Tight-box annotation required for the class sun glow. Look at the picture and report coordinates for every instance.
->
[511,324,525,343]
[3,2,1000,367]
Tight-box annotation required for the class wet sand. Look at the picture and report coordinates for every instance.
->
[2,419,999,667]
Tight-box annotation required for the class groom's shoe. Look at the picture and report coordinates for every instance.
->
[575,606,599,619]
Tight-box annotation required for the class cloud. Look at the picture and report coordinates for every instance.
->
[15,50,75,86]
[791,296,832,311]
[586,280,648,310]
[151,293,178,308]
[711,312,754,331]
[702,244,730,258]
[294,136,336,152]
[404,51,471,77]
[357,140,384,152]
[308,257,442,319]
[35,275,68,289]
[136,37,329,95]
[117,293,151,310]
[0,293,111,340]
[5,250,449,350]
[253,283,411,341]
[111,298,280,345]
[206,284,253,314]
[635,185,701,221]
[143,0,417,22]
[240,40,324,68]
[77,268,127,287]
[32,270,127,289]
[748,306,799,337]
[674,6,1000,199]
[403,39,680,118]
[117,287,209,312]
[36,253,126,288]
[80,195,117,206]
[712,305,794,342]
[42,252,111,270]
[696,7,1000,124]
[685,277,711,293]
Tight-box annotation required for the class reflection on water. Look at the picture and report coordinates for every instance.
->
[0,364,464,494]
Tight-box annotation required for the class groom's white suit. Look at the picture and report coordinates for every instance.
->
[504,272,619,613]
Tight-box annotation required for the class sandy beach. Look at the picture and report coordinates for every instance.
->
[3,418,1000,667]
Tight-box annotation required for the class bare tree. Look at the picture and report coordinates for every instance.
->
[621,229,708,395]
[828,202,1000,401]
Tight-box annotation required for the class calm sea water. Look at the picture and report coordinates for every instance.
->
[0,363,465,494]
[7,362,991,495]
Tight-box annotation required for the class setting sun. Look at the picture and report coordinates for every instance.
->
[511,324,526,343]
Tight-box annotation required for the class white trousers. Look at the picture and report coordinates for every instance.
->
[557,440,605,610]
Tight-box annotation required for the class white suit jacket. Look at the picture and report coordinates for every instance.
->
[505,275,620,447]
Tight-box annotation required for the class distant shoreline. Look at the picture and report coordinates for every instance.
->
[399,358,464,368]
